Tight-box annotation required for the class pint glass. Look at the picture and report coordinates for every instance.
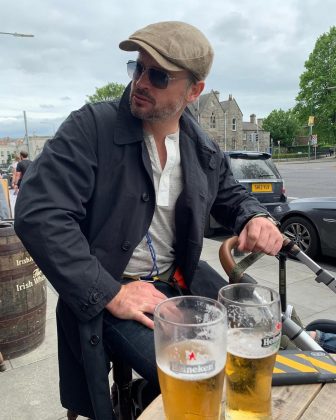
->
[218,284,281,420]
[154,296,227,420]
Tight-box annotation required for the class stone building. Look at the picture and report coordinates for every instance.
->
[0,138,17,167]
[242,114,270,152]
[220,94,243,151]
[0,135,51,167]
[188,90,226,148]
[188,90,270,153]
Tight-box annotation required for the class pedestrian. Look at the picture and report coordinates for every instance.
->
[13,150,32,193]
[10,155,20,191]
[14,21,283,420]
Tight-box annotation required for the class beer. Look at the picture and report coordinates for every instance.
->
[156,340,226,420]
[225,329,278,420]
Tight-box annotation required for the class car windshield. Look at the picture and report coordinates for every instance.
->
[229,157,276,180]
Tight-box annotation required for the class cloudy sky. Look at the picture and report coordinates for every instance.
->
[1,0,335,138]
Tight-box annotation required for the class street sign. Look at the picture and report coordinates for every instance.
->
[311,134,318,145]
[308,116,315,126]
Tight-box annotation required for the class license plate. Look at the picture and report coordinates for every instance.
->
[252,183,272,192]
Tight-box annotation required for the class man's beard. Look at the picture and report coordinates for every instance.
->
[129,88,186,122]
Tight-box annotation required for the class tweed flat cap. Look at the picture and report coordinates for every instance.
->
[119,21,214,81]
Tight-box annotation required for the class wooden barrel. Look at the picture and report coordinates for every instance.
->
[0,221,47,359]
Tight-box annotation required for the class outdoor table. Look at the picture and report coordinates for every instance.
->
[138,355,336,420]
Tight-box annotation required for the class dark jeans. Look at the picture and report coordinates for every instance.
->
[103,279,181,399]
[103,262,228,403]
[315,331,336,353]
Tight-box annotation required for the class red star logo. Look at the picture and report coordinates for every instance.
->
[189,351,196,361]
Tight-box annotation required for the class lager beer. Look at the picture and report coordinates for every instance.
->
[157,340,226,420]
[154,296,227,419]
[225,329,277,420]
[218,283,281,420]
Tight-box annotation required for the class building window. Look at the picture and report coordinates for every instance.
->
[210,112,216,129]
[232,137,237,150]
[232,118,236,131]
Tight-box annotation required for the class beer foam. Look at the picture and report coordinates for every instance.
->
[157,339,226,381]
[227,329,278,359]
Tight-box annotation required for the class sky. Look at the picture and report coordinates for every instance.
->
[1,0,335,138]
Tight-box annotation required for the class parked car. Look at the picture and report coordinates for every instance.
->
[273,197,336,259]
[205,151,287,236]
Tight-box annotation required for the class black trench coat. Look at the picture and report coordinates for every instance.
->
[14,85,267,419]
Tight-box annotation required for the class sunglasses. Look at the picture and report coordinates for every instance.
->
[127,60,187,89]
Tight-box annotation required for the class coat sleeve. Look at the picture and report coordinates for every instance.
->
[210,153,269,234]
[14,106,121,322]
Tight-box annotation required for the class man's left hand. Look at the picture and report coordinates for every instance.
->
[237,217,283,256]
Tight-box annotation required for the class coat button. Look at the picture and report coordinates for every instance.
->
[89,292,101,304]
[90,335,100,346]
[141,192,149,202]
[80,304,89,312]
[121,241,131,251]
[209,155,217,169]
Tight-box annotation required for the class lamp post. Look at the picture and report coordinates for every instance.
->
[325,86,336,156]
[23,111,31,159]
[224,111,227,151]
[0,31,34,37]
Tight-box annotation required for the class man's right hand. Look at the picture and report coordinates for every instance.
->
[105,281,167,330]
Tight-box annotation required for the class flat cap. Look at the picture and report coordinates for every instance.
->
[119,21,214,81]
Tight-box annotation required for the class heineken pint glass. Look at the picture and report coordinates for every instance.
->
[154,296,227,419]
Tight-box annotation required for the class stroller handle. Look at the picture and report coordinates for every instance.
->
[219,236,266,283]
[219,234,307,284]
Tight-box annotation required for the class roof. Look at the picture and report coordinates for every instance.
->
[243,122,258,131]
[220,98,243,116]
[188,91,221,119]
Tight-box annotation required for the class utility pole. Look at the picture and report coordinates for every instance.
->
[23,111,31,159]
[224,112,227,151]
[308,116,314,160]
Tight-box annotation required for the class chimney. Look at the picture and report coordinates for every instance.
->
[229,94,233,101]
[250,114,256,124]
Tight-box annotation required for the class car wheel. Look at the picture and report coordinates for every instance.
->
[281,216,319,258]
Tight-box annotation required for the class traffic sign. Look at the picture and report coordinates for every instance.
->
[311,134,318,145]
[308,116,315,126]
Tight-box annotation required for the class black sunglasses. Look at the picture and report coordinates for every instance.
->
[127,60,187,89]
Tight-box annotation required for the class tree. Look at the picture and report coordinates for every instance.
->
[262,109,300,147]
[86,82,126,103]
[294,26,336,145]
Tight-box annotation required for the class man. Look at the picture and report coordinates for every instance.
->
[14,21,283,420]
[14,150,32,192]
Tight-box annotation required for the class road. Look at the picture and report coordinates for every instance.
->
[276,159,336,199]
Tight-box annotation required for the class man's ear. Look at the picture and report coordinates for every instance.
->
[186,81,205,104]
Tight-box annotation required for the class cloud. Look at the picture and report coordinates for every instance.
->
[0,0,335,136]
[39,104,55,109]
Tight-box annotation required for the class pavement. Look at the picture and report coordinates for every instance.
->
[1,237,336,420]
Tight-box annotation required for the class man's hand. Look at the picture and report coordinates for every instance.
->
[105,281,167,329]
[237,217,283,256]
